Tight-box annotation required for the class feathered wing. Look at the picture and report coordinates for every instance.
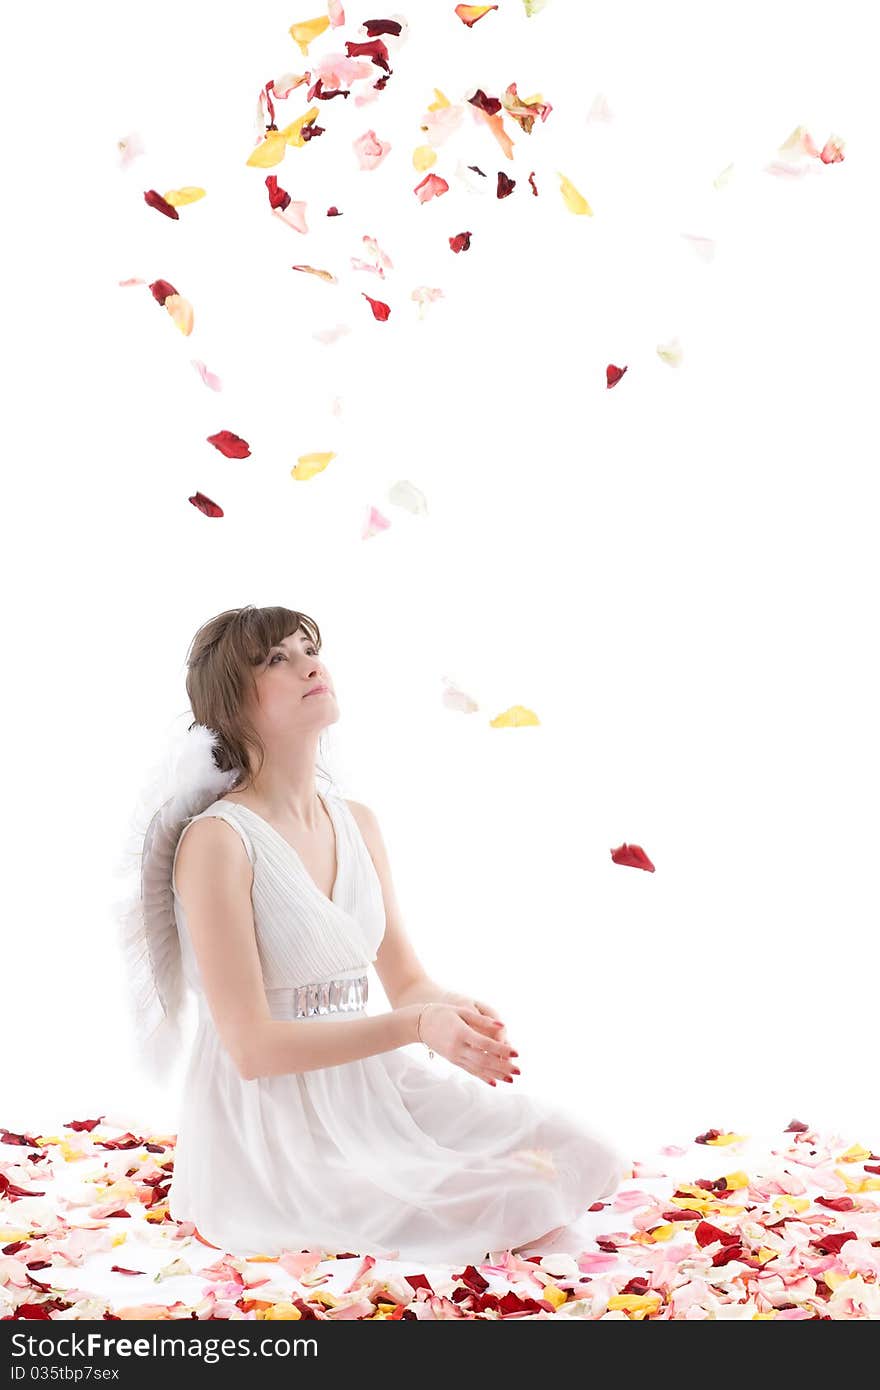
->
[110,722,241,1079]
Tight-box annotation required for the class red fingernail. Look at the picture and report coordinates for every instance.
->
[511,1050,518,1057]
[489,1079,496,1086]
[503,1076,513,1083]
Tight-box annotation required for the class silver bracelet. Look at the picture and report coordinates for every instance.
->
[416,1003,435,1059]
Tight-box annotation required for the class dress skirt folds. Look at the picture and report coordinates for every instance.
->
[167,792,629,1264]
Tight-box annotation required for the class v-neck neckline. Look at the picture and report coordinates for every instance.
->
[217,790,342,909]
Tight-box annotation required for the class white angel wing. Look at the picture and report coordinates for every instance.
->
[110,722,241,1079]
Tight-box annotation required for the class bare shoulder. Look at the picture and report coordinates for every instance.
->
[174,814,253,890]
[344,798,389,860]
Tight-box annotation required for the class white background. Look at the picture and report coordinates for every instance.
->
[3,1,877,1158]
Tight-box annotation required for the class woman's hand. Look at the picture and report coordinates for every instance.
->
[417,1002,519,1086]
[437,991,509,1045]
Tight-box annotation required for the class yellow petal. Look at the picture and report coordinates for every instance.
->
[713,162,735,190]
[607,1292,663,1317]
[293,451,335,480]
[289,16,330,55]
[558,172,592,215]
[262,1302,302,1319]
[772,1195,810,1213]
[752,1311,777,1319]
[838,1143,872,1163]
[162,186,207,206]
[165,293,194,336]
[835,1169,880,1193]
[0,1229,31,1241]
[428,88,451,110]
[311,1290,340,1308]
[755,1247,778,1265]
[281,109,320,148]
[246,131,289,168]
[648,1224,679,1242]
[413,145,438,171]
[541,1283,567,1309]
[656,337,684,367]
[720,1171,749,1190]
[706,1133,748,1146]
[490,705,540,727]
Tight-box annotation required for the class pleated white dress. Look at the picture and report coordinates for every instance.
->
[167,787,629,1264]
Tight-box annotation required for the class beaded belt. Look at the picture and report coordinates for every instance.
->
[292,973,369,1019]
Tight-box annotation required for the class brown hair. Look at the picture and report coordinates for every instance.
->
[184,605,330,793]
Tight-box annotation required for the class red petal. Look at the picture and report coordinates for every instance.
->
[362,293,391,321]
[497,171,516,198]
[785,1118,810,1132]
[661,1208,704,1221]
[148,278,178,305]
[265,175,291,211]
[528,171,538,195]
[327,206,342,216]
[300,121,325,141]
[363,19,402,36]
[815,1196,855,1211]
[809,1231,857,1255]
[606,363,628,388]
[449,231,472,253]
[696,1220,740,1248]
[206,430,251,458]
[865,1163,880,1174]
[345,38,391,72]
[143,190,179,220]
[610,842,655,871]
[469,88,502,116]
[189,492,223,518]
[695,1129,723,1144]
[712,1244,746,1267]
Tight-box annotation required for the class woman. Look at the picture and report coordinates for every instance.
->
[127,604,628,1264]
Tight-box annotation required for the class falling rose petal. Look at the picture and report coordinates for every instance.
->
[362,293,390,321]
[164,294,193,335]
[353,129,392,169]
[497,171,516,198]
[272,71,311,99]
[411,286,444,318]
[118,277,146,287]
[558,172,592,214]
[265,174,291,210]
[501,83,553,133]
[455,4,498,25]
[313,323,350,343]
[189,492,223,518]
[414,172,449,202]
[363,505,392,538]
[144,190,179,220]
[586,91,613,122]
[313,52,373,87]
[327,206,342,216]
[449,231,472,252]
[162,186,207,207]
[610,843,655,871]
[246,131,288,168]
[819,134,845,163]
[422,95,465,147]
[328,0,345,24]
[345,38,391,73]
[472,105,514,159]
[764,159,818,179]
[387,480,428,514]
[117,130,145,168]
[362,18,403,36]
[528,171,538,195]
[292,264,337,282]
[207,430,250,458]
[191,360,223,391]
[293,451,335,480]
[779,124,821,159]
[523,0,552,13]
[656,337,683,367]
[289,16,330,55]
[273,200,309,233]
[356,233,394,275]
[606,363,627,387]
[785,1119,811,1133]
[413,145,437,170]
[681,233,716,262]
[713,163,735,190]
[454,159,491,194]
[489,705,540,728]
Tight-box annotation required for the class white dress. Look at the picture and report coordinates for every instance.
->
[167,788,629,1264]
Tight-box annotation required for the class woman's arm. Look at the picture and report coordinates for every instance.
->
[174,816,423,1079]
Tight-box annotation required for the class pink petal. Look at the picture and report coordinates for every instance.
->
[191,360,222,392]
[272,202,308,234]
[353,129,391,170]
[414,173,450,203]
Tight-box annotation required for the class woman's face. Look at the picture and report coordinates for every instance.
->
[250,628,339,737]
